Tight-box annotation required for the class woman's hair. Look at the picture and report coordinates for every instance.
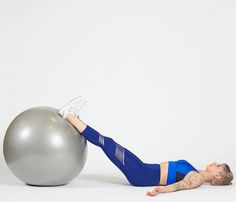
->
[211,163,233,186]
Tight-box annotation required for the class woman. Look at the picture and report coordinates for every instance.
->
[58,97,233,196]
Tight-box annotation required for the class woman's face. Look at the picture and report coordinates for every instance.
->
[206,162,224,173]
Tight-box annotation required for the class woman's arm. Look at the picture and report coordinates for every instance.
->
[146,171,203,196]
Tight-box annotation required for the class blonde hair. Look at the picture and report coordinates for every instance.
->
[211,163,233,186]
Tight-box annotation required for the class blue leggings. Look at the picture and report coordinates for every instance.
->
[81,125,160,186]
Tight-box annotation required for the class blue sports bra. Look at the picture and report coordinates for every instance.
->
[166,159,199,185]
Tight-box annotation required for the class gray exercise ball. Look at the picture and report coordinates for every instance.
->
[3,106,87,186]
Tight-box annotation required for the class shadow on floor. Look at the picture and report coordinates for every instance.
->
[75,173,130,187]
[0,173,130,188]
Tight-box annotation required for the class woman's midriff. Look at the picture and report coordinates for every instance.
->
[159,161,168,185]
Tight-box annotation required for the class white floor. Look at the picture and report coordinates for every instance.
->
[1,170,236,202]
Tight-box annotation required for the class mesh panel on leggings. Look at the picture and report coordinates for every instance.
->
[99,134,104,146]
[115,144,125,165]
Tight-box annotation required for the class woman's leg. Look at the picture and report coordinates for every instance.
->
[66,114,160,186]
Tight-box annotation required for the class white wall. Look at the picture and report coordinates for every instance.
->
[0,0,235,181]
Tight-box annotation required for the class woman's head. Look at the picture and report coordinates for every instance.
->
[206,162,233,185]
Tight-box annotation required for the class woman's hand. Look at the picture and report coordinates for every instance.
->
[146,187,162,196]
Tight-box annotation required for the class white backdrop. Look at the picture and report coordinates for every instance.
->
[0,0,235,201]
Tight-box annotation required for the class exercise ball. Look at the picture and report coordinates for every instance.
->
[3,106,87,186]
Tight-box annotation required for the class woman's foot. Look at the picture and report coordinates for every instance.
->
[58,96,87,118]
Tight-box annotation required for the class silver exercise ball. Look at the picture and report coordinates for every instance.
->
[3,106,87,186]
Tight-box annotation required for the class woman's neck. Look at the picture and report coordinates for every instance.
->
[199,170,213,183]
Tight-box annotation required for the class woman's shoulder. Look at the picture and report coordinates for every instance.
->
[183,171,204,188]
[184,171,204,181]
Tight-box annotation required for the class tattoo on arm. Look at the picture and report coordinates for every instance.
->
[173,181,188,190]
[164,172,203,193]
